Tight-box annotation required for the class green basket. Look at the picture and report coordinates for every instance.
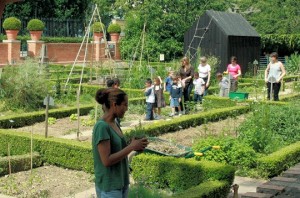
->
[229,92,249,101]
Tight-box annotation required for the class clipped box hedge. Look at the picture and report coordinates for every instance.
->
[131,154,235,193]
[0,104,93,128]
[172,180,230,198]
[125,106,250,139]
[257,141,300,178]
[0,97,145,129]
[0,130,94,173]
[0,152,42,176]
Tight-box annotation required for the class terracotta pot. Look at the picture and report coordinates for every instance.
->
[93,32,103,42]
[5,30,19,40]
[110,33,120,42]
[30,31,43,41]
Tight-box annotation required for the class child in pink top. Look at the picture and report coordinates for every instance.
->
[225,56,241,92]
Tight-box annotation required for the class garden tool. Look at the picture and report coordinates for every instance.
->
[185,146,220,158]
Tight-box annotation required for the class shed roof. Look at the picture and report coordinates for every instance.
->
[206,10,259,37]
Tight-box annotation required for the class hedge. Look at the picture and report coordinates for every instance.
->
[172,180,230,198]
[0,97,145,129]
[257,141,300,178]
[0,130,93,173]
[125,106,250,139]
[131,154,235,193]
[0,152,42,176]
[0,104,93,128]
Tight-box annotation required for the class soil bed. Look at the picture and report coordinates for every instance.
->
[146,138,188,155]
[0,165,94,198]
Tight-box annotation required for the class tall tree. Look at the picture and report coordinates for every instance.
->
[118,0,231,61]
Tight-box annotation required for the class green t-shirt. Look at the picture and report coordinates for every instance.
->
[92,120,129,192]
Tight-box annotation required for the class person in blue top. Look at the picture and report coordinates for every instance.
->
[170,76,183,116]
[164,71,174,93]
[92,88,149,198]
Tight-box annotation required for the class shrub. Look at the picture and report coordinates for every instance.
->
[128,185,166,198]
[172,180,230,198]
[107,23,121,33]
[0,59,48,111]
[131,154,235,192]
[285,52,300,74]
[261,34,300,55]
[257,141,300,177]
[0,104,93,128]
[238,103,300,154]
[193,136,257,169]
[0,153,42,176]
[92,22,105,33]
[0,130,93,173]
[2,17,21,30]
[27,19,45,31]
[125,106,250,140]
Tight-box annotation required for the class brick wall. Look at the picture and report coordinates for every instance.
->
[0,43,8,66]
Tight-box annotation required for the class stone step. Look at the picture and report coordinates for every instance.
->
[289,167,300,172]
[257,184,285,195]
[282,170,300,178]
[271,176,298,183]
[241,192,274,198]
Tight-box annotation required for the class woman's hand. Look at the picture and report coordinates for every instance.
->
[130,138,149,151]
[265,78,268,83]
[206,83,209,88]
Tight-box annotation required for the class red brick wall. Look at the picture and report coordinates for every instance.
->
[46,43,95,63]
[0,43,8,66]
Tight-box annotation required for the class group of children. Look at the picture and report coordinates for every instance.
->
[144,70,210,120]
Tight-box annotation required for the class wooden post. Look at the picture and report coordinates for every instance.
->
[77,90,80,140]
[31,126,33,173]
[45,94,49,138]
[7,143,11,175]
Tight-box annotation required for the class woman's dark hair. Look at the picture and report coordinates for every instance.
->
[270,52,278,59]
[145,78,152,84]
[106,79,114,88]
[231,56,238,62]
[95,88,127,108]
[113,78,121,86]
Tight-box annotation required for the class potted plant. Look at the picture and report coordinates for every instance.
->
[92,22,105,42]
[107,23,121,42]
[27,19,45,41]
[2,17,21,40]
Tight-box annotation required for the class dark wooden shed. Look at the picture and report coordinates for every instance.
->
[184,10,260,73]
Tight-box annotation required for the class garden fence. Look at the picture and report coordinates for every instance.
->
[0,17,86,37]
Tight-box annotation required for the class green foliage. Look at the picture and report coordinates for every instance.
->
[202,96,237,110]
[238,103,300,154]
[70,114,78,121]
[2,17,21,30]
[193,136,257,169]
[91,22,105,33]
[0,130,93,173]
[0,59,48,111]
[48,117,57,125]
[257,141,300,178]
[125,106,250,140]
[286,52,300,74]
[107,23,121,33]
[260,34,300,55]
[0,104,94,128]
[4,0,89,19]
[172,180,230,198]
[0,153,42,176]
[238,0,300,34]
[119,0,230,61]
[128,185,166,198]
[131,154,235,192]
[26,19,45,31]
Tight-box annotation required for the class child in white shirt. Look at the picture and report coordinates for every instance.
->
[193,72,205,103]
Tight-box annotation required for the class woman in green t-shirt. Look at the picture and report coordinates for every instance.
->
[93,88,148,198]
